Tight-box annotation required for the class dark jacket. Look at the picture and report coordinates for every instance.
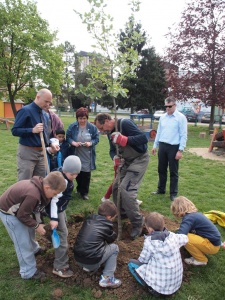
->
[11,102,43,147]
[45,167,74,221]
[73,214,117,264]
[177,212,221,246]
[108,118,148,159]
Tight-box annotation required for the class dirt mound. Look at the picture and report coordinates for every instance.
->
[36,212,193,299]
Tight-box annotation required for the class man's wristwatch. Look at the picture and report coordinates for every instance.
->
[179,150,183,152]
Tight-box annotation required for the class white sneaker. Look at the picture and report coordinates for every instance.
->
[101,197,110,202]
[136,199,143,206]
[184,257,207,266]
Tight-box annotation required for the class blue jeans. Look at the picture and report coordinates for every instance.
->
[77,243,119,277]
[0,212,40,279]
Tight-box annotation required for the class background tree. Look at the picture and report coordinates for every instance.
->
[116,46,166,113]
[165,0,225,129]
[61,41,76,110]
[116,15,146,113]
[135,47,166,112]
[0,0,64,116]
[74,0,143,116]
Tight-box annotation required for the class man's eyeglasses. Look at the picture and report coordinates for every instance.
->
[164,104,175,108]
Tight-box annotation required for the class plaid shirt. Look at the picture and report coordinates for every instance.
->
[136,232,188,295]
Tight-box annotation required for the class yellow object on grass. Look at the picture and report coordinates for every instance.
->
[204,210,225,228]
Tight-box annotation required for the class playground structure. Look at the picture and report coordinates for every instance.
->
[0,118,14,130]
[209,128,225,153]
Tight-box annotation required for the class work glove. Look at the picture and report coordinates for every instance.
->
[111,132,128,147]
[113,155,124,169]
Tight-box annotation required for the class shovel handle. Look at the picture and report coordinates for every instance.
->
[40,131,50,175]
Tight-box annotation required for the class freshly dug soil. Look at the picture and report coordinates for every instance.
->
[36,211,193,299]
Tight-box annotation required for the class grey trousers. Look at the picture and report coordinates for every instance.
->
[17,144,46,180]
[77,243,119,277]
[0,212,40,279]
[112,152,149,227]
[54,211,69,270]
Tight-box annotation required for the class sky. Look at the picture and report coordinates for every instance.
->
[35,0,189,55]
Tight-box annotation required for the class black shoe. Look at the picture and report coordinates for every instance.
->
[151,190,165,195]
[130,217,145,240]
[30,270,46,280]
[34,247,47,256]
[170,195,177,201]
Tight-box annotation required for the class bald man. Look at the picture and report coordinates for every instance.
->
[12,88,57,180]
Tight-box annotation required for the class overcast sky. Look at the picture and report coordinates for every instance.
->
[35,0,189,55]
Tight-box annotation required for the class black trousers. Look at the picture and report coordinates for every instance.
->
[76,171,91,196]
[157,142,179,196]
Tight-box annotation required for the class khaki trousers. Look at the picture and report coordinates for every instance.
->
[17,144,46,180]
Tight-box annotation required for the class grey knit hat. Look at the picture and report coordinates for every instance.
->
[62,155,81,174]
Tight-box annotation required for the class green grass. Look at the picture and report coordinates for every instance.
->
[0,119,225,300]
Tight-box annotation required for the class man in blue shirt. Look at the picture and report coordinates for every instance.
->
[12,88,57,180]
[151,96,187,201]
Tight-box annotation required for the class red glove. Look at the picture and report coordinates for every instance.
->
[111,132,128,147]
[113,155,121,168]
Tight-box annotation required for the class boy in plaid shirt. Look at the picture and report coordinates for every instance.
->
[128,212,188,297]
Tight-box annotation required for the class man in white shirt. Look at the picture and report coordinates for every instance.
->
[151,96,187,201]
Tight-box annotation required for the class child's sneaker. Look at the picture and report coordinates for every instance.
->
[101,197,110,202]
[184,257,207,266]
[52,268,74,278]
[136,199,143,206]
[99,275,121,288]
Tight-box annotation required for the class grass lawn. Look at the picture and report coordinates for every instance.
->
[0,117,225,300]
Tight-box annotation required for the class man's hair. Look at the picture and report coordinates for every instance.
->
[98,200,117,218]
[165,96,176,104]
[43,171,66,192]
[145,212,165,231]
[94,113,112,125]
[56,128,65,135]
[171,196,198,218]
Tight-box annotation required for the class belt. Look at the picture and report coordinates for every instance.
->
[23,145,43,151]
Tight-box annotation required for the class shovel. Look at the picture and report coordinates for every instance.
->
[51,228,60,248]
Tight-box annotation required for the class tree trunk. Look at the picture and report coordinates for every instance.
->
[8,85,17,117]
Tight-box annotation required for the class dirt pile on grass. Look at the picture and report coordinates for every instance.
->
[37,212,193,299]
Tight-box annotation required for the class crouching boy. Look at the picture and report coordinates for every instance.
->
[0,171,66,280]
[128,212,188,297]
[73,200,121,288]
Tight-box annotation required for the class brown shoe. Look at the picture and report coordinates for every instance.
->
[130,217,145,240]
[30,270,46,280]
[52,268,74,278]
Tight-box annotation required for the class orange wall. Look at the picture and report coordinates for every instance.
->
[4,102,23,118]
[0,100,3,117]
